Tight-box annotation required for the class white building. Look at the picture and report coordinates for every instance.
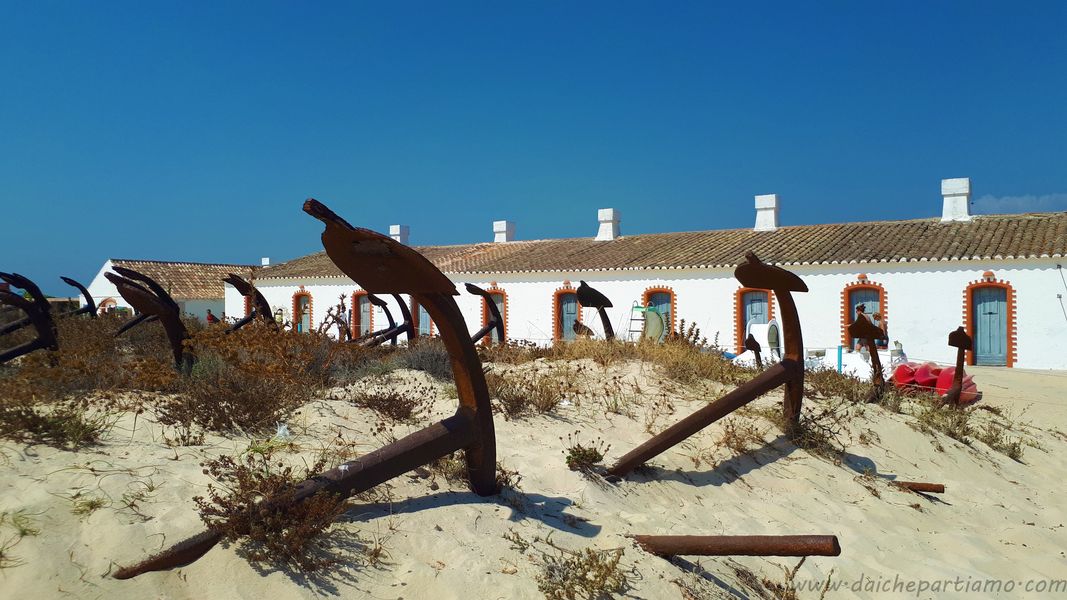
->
[226,178,1067,370]
[86,259,257,321]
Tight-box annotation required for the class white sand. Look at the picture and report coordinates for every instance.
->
[1,362,1065,599]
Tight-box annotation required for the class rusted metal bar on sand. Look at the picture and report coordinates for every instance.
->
[745,333,763,369]
[630,535,841,557]
[608,252,807,477]
[466,283,505,345]
[576,280,615,340]
[847,312,887,403]
[104,269,191,372]
[113,199,497,580]
[0,272,59,364]
[894,481,946,494]
[941,327,972,406]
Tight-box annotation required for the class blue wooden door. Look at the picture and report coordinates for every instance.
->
[559,293,578,341]
[973,286,1008,366]
[648,292,672,340]
[357,295,372,336]
[417,304,432,336]
[848,288,880,347]
[742,291,769,330]
[489,293,505,342]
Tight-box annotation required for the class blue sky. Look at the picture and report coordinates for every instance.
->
[2,2,1066,294]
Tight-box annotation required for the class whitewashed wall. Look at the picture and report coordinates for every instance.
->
[83,260,223,322]
[231,257,1066,370]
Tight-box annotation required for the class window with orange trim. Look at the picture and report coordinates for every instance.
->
[734,287,774,353]
[552,285,580,342]
[293,291,312,333]
[351,291,373,338]
[641,287,675,341]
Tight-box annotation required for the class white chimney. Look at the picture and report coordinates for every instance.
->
[754,194,779,231]
[261,257,270,266]
[940,177,972,222]
[595,208,620,241]
[493,220,515,243]
[389,224,410,244]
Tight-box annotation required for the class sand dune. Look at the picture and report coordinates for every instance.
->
[1,361,1064,599]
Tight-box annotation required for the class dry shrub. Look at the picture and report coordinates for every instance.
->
[485,367,575,419]
[479,339,553,364]
[156,322,337,433]
[804,367,867,403]
[717,418,766,456]
[349,381,434,427]
[194,446,349,572]
[505,530,629,600]
[390,338,452,380]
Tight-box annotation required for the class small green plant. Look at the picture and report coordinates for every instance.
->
[561,431,610,472]
[70,493,108,516]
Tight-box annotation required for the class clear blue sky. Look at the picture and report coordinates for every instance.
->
[2,2,1066,295]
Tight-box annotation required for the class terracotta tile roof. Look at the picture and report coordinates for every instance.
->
[110,259,258,299]
[258,212,1067,279]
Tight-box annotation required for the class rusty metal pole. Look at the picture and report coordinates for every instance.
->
[631,535,841,557]
[894,481,946,494]
[745,333,763,370]
[113,199,498,580]
[942,327,972,406]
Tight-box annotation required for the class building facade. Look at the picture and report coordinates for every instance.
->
[225,178,1067,370]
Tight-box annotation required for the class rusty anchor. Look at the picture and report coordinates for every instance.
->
[0,272,59,364]
[223,273,276,333]
[104,268,192,373]
[846,310,888,402]
[608,252,807,477]
[113,199,497,580]
[357,293,415,347]
[0,276,95,336]
[745,333,763,370]
[631,535,841,558]
[59,276,97,318]
[576,280,615,340]
[941,327,973,406]
[466,283,505,345]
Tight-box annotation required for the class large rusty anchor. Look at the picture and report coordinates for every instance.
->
[223,273,276,333]
[0,273,59,364]
[0,276,95,336]
[104,268,192,373]
[846,308,888,402]
[941,327,973,406]
[466,283,505,345]
[608,252,806,477]
[113,199,497,580]
[576,281,615,340]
